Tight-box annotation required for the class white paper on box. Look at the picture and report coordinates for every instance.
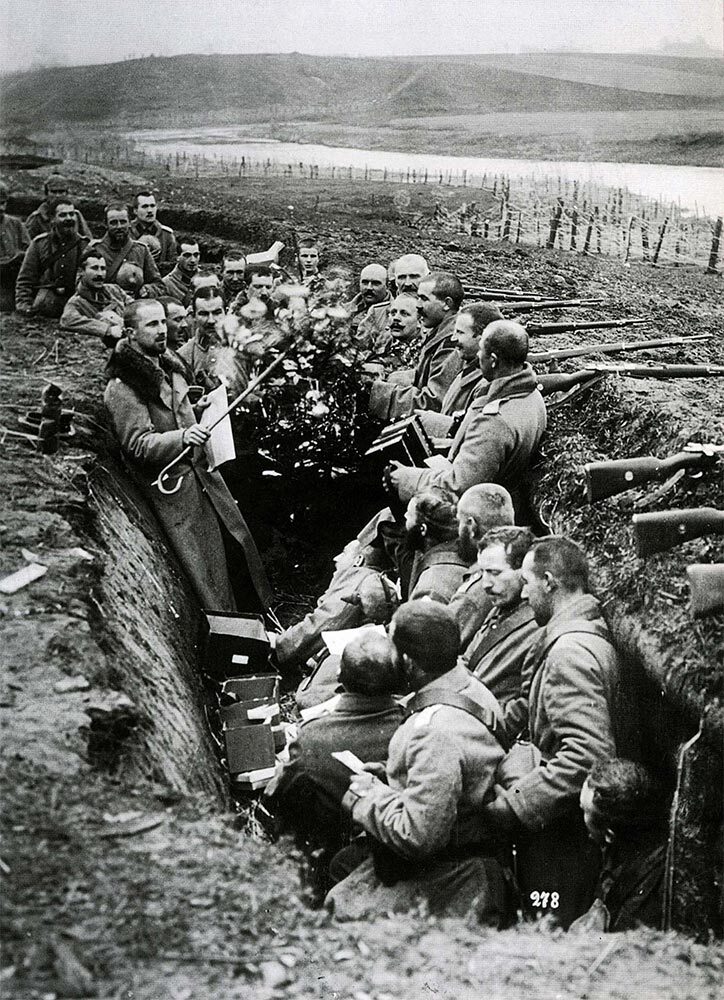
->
[331,750,367,774]
[321,623,386,657]
[200,384,236,470]
[423,454,452,471]
[246,702,278,721]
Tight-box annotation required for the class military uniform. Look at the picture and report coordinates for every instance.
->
[130,218,177,275]
[369,313,462,421]
[447,570,494,652]
[15,229,89,316]
[26,202,92,241]
[60,283,131,341]
[177,334,224,390]
[0,213,30,307]
[391,365,547,514]
[501,593,640,927]
[162,265,194,306]
[414,363,487,441]
[462,600,540,735]
[406,540,469,603]
[90,234,164,297]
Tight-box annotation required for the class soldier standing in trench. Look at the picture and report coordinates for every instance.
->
[104,299,273,613]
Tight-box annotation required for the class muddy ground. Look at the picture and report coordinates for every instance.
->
[0,161,722,998]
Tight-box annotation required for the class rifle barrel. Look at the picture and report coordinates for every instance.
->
[527,318,648,336]
[466,286,548,301]
[530,335,711,364]
[588,363,724,379]
[496,297,605,314]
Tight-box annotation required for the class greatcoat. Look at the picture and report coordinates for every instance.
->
[104,340,272,612]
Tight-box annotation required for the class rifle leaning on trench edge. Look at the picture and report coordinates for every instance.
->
[632,507,724,558]
[583,443,724,503]
[526,317,648,337]
[536,364,724,409]
[529,334,710,365]
[492,296,606,315]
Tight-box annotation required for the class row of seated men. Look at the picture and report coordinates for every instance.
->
[265,509,664,933]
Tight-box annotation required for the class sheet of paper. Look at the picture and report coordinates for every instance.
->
[423,454,452,471]
[331,750,367,774]
[321,623,386,657]
[199,384,235,470]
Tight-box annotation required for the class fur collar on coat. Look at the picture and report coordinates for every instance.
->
[105,338,188,404]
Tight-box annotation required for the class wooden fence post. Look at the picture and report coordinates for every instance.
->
[582,211,595,255]
[515,211,522,244]
[501,200,511,240]
[570,207,578,250]
[623,215,635,263]
[641,211,650,260]
[707,217,722,273]
[652,216,669,265]
[547,198,564,249]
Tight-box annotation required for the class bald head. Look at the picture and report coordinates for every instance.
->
[339,632,397,695]
[394,254,430,294]
[359,263,388,306]
[457,483,515,560]
[479,320,529,380]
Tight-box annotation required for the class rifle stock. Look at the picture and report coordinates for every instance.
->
[535,370,601,396]
[633,508,724,557]
[584,452,712,502]
[686,564,724,618]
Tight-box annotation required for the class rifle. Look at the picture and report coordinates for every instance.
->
[583,443,723,502]
[530,334,710,364]
[586,363,724,379]
[465,286,548,302]
[633,508,724,557]
[686,564,724,618]
[494,297,606,315]
[527,318,648,336]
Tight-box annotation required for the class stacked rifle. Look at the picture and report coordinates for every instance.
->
[465,283,720,408]
[583,444,723,618]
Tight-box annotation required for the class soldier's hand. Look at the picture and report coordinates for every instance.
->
[182,425,210,447]
[382,460,403,492]
[481,790,518,831]
[361,761,387,781]
[348,771,376,798]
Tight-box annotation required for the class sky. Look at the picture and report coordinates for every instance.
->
[1,0,721,72]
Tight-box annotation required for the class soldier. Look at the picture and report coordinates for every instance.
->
[326,601,515,923]
[385,320,547,519]
[25,174,92,240]
[447,484,515,650]
[60,246,131,343]
[91,203,164,298]
[221,251,247,306]
[369,271,463,421]
[482,536,640,928]
[0,181,30,310]
[463,526,541,737]
[177,286,226,389]
[161,238,201,306]
[157,296,190,350]
[357,253,429,348]
[129,190,177,275]
[298,235,321,282]
[414,302,505,442]
[363,292,421,374]
[346,263,389,336]
[244,264,276,319]
[15,197,89,317]
[104,299,272,612]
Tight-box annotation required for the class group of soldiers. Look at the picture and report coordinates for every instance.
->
[2,175,663,934]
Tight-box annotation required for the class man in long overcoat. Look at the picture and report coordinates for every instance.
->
[104,299,272,613]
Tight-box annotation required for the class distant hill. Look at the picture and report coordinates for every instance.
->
[2,52,721,128]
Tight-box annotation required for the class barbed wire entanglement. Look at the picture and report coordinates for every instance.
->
[30,137,723,274]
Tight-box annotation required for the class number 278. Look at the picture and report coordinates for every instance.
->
[529,891,559,908]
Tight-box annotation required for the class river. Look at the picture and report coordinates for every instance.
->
[131,128,724,218]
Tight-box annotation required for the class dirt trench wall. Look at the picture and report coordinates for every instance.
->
[87,459,225,804]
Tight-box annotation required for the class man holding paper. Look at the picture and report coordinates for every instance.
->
[104,299,272,612]
[326,601,516,923]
